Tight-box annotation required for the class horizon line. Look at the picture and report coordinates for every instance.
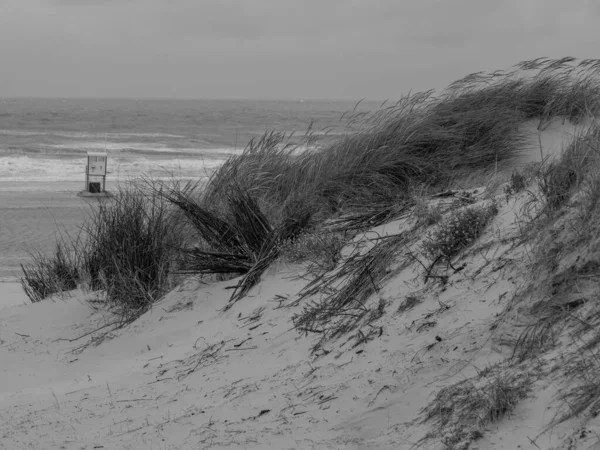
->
[0,95,391,104]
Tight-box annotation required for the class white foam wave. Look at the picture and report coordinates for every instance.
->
[0,155,225,184]
[0,276,20,283]
[44,141,240,155]
[0,129,187,139]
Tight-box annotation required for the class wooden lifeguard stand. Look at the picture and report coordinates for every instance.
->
[84,152,108,194]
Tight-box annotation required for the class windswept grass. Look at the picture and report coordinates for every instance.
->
[504,122,600,430]
[162,181,269,276]
[203,58,600,238]
[21,57,600,316]
[158,180,316,308]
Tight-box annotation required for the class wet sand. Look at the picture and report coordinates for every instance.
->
[0,281,29,309]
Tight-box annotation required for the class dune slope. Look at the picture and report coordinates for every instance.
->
[3,118,600,449]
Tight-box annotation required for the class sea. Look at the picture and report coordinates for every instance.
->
[0,97,379,286]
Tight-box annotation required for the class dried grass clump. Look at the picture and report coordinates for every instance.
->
[421,369,532,449]
[163,181,271,277]
[159,180,315,307]
[20,182,182,319]
[80,183,182,318]
[20,240,79,303]
[421,202,499,261]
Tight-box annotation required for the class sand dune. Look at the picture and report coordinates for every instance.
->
[1,119,598,449]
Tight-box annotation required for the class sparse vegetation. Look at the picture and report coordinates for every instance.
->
[501,122,600,435]
[553,349,600,426]
[292,234,407,348]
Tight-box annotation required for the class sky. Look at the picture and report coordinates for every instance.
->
[0,0,598,100]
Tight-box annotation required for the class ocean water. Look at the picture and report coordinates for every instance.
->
[0,98,377,282]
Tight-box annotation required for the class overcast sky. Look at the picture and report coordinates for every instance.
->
[0,0,598,100]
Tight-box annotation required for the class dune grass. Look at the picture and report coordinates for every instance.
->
[201,58,600,238]
[79,183,182,318]
[292,233,408,348]
[504,122,600,429]
[20,183,182,320]
[20,57,600,316]
[20,240,79,303]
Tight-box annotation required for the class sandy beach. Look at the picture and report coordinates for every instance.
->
[0,282,29,309]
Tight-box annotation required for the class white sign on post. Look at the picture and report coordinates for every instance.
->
[88,153,107,176]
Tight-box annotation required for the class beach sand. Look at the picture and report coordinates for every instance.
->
[0,282,29,309]
[0,118,597,449]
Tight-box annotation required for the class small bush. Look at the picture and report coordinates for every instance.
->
[422,202,499,261]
